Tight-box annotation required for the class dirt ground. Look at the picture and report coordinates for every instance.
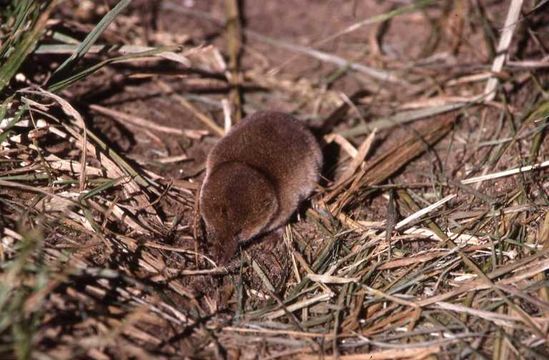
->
[1,0,548,359]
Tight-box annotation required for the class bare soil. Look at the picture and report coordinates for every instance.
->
[1,0,548,358]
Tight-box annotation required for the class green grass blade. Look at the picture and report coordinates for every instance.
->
[0,228,47,359]
[0,104,28,144]
[48,0,131,85]
[79,177,124,201]
[0,95,15,121]
[0,1,58,92]
[48,46,180,92]
[0,0,34,59]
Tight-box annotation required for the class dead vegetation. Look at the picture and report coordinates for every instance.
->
[0,0,548,359]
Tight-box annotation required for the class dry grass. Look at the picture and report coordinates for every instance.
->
[0,0,548,359]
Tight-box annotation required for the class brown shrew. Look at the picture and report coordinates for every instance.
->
[199,111,322,264]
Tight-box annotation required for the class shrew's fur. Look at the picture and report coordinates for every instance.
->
[200,111,322,264]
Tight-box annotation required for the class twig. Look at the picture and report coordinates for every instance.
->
[461,160,549,185]
[225,0,243,122]
[483,0,524,101]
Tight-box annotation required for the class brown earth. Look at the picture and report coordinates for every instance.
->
[1,0,548,358]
